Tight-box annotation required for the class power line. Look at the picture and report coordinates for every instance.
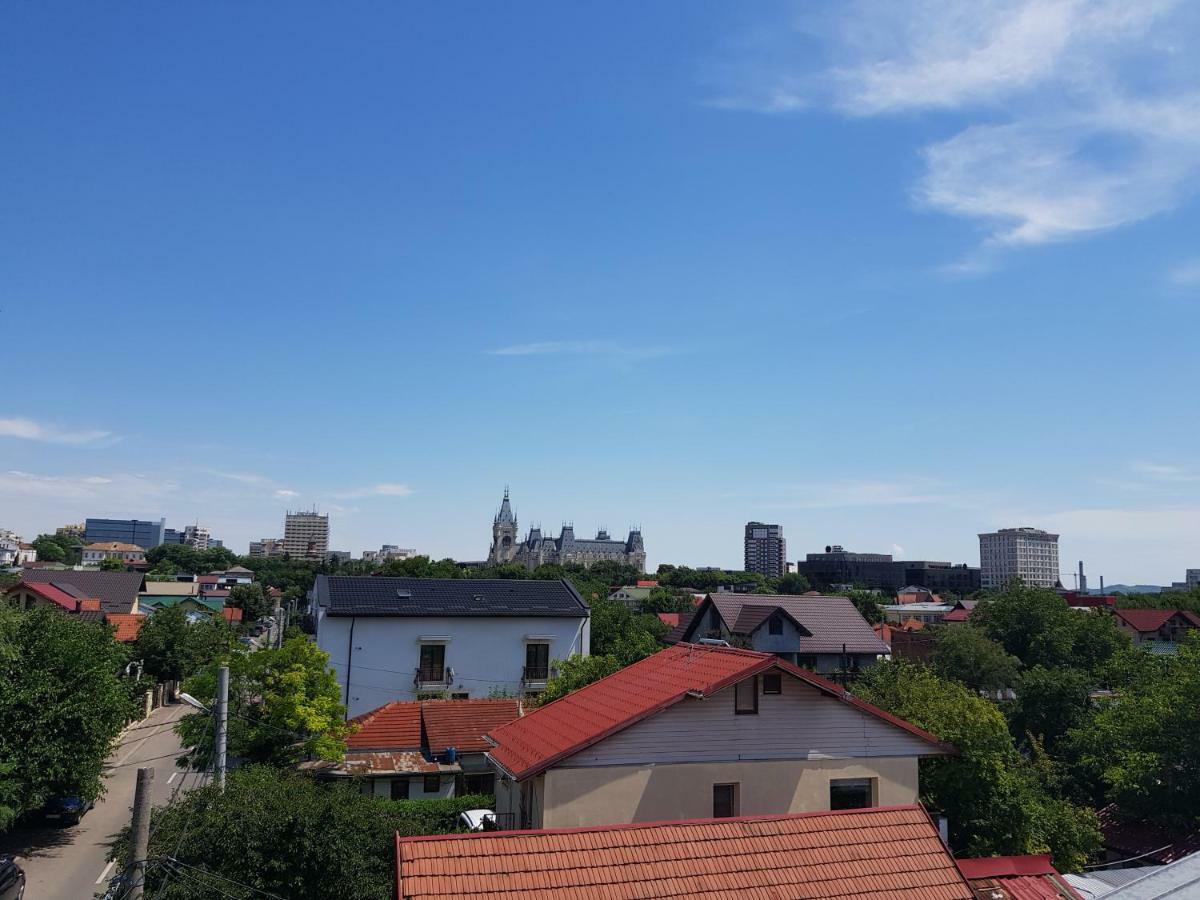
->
[160,857,287,900]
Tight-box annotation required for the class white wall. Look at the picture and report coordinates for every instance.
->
[364,774,455,800]
[317,611,590,717]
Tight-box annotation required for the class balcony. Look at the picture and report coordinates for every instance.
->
[414,666,453,688]
[521,665,554,685]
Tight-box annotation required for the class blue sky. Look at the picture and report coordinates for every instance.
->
[2,1,1199,583]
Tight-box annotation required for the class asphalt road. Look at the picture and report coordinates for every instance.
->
[0,702,206,899]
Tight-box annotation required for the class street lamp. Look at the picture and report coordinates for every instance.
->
[178,692,209,712]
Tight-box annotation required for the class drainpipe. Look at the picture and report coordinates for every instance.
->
[344,616,356,715]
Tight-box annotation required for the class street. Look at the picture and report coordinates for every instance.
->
[0,702,205,899]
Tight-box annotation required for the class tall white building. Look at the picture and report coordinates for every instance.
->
[281,510,329,559]
[978,527,1060,589]
[183,524,210,550]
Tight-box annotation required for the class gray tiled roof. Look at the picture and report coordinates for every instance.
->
[314,576,589,618]
[705,594,888,655]
[20,569,145,615]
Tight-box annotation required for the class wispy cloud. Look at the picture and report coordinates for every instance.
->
[1131,461,1200,483]
[753,478,956,510]
[274,489,300,498]
[0,469,176,501]
[332,483,413,499]
[489,340,678,360]
[0,416,113,445]
[1167,258,1200,288]
[710,0,1200,260]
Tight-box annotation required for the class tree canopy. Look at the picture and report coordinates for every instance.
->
[132,605,238,683]
[0,605,133,829]
[930,625,1021,693]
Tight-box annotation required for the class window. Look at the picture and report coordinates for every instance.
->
[768,615,783,635]
[525,643,550,681]
[713,783,739,818]
[734,676,758,714]
[419,644,445,682]
[390,779,409,801]
[796,655,817,670]
[461,773,495,795]
[829,778,875,810]
[450,692,469,700]
[762,673,782,695]
[423,775,442,794]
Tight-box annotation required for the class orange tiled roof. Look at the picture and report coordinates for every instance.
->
[485,644,952,782]
[84,542,145,552]
[347,699,520,753]
[107,613,146,642]
[221,606,244,622]
[394,805,974,900]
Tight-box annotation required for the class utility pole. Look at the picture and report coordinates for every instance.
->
[215,665,229,791]
[129,766,154,900]
[273,603,283,648]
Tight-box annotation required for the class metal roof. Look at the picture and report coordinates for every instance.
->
[313,575,589,618]
[19,569,144,615]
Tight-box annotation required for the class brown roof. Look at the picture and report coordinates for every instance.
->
[347,699,520,754]
[394,805,974,900]
[84,542,145,552]
[956,855,1083,900]
[684,594,889,655]
[18,569,145,615]
[301,750,458,777]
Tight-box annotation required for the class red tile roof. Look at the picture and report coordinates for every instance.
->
[1113,608,1200,633]
[107,613,146,642]
[221,606,244,622]
[485,644,952,781]
[655,612,680,627]
[636,580,658,588]
[1098,804,1200,864]
[942,607,973,623]
[422,700,521,754]
[394,805,974,900]
[957,855,1083,899]
[9,580,86,612]
[347,699,520,754]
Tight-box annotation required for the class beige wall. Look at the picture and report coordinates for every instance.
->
[537,757,920,829]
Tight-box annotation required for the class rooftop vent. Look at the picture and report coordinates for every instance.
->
[395,590,412,599]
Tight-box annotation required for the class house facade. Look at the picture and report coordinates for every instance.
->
[82,542,147,566]
[670,593,888,674]
[310,576,590,718]
[1113,609,1200,650]
[485,644,953,830]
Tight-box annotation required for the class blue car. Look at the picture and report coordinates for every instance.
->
[42,795,93,826]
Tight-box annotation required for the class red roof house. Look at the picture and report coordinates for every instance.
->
[221,606,244,623]
[1112,609,1200,645]
[957,855,1083,899]
[5,580,103,614]
[107,613,146,643]
[485,643,953,829]
[394,805,974,900]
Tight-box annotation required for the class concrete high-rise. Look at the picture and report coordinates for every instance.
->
[744,522,787,579]
[281,510,329,559]
[978,527,1060,589]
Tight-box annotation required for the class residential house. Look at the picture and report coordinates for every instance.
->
[393,805,974,900]
[882,600,957,625]
[0,539,17,567]
[106,613,147,643]
[875,619,934,663]
[957,856,1083,899]
[303,698,520,801]
[607,585,653,610]
[82,542,147,566]
[15,569,145,616]
[895,586,941,604]
[309,576,591,717]
[4,576,146,642]
[16,543,37,565]
[1098,804,1200,866]
[668,593,888,675]
[1112,609,1200,652]
[940,599,979,624]
[485,643,954,830]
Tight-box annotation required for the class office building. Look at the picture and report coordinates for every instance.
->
[248,538,283,558]
[743,522,787,578]
[362,545,418,563]
[84,518,166,549]
[796,546,980,596]
[978,527,1060,589]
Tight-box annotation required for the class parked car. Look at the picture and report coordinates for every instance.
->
[0,855,25,900]
[42,795,93,826]
[457,809,497,832]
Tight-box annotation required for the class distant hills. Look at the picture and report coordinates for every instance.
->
[1089,584,1164,595]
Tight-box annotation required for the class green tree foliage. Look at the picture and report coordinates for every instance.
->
[590,597,668,665]
[229,582,273,622]
[1067,636,1200,826]
[178,636,350,766]
[835,588,885,624]
[638,586,694,614]
[972,583,1128,673]
[536,655,621,706]
[31,533,70,563]
[853,660,1100,870]
[145,543,239,575]
[655,564,773,593]
[930,625,1021,693]
[1008,666,1093,753]
[0,605,132,829]
[1114,588,1200,614]
[109,765,492,900]
[774,572,811,594]
[99,555,127,571]
[132,605,237,683]
[146,559,179,580]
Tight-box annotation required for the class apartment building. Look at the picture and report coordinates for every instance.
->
[978,527,1060,589]
[743,522,787,578]
[282,510,329,559]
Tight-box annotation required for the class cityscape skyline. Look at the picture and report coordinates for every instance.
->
[2,3,1199,583]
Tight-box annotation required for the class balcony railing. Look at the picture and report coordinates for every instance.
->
[522,665,551,683]
[415,666,451,686]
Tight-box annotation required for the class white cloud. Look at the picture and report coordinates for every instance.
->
[333,483,413,499]
[755,478,953,510]
[489,340,677,360]
[1167,258,1200,287]
[1131,461,1200,483]
[0,416,112,445]
[0,469,176,501]
[274,489,300,498]
[712,0,1200,255]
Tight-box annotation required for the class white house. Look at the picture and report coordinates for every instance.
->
[309,576,591,718]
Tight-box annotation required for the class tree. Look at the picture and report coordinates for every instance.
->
[0,605,132,829]
[589,597,668,665]
[133,606,237,683]
[536,655,621,706]
[773,573,811,595]
[1008,666,1093,752]
[31,534,67,563]
[146,559,179,580]
[99,556,126,571]
[853,660,1100,869]
[638,586,694,614]
[177,636,350,766]
[835,589,885,624]
[930,626,1021,693]
[229,582,272,622]
[109,765,493,900]
[1067,635,1200,826]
